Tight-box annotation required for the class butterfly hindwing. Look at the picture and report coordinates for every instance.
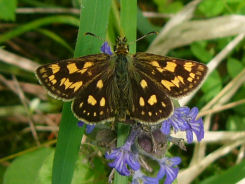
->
[133,53,208,98]
[128,73,173,125]
[36,54,110,100]
[72,73,116,124]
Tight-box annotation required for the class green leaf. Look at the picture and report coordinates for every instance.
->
[154,0,183,13]
[232,85,245,115]
[0,0,16,21]
[37,28,74,53]
[52,1,112,184]
[137,8,160,43]
[3,148,53,184]
[198,0,225,17]
[201,70,222,102]
[227,58,244,78]
[200,159,245,184]
[226,115,245,131]
[0,15,80,44]
[191,42,213,63]
[0,165,6,184]
[36,151,108,184]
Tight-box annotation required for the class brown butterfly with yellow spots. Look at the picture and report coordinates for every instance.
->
[36,34,207,125]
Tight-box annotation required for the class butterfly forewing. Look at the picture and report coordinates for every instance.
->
[36,54,110,100]
[133,53,208,98]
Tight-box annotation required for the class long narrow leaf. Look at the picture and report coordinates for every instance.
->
[0,15,79,43]
[52,1,112,184]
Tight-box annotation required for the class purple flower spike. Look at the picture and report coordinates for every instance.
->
[184,107,204,143]
[77,121,95,134]
[132,170,160,184]
[157,157,181,184]
[105,128,140,176]
[100,42,113,55]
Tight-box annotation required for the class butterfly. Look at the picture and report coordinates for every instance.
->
[36,34,208,125]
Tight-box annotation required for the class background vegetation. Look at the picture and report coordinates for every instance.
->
[0,0,245,183]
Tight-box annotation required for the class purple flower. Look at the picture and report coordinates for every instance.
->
[157,157,181,184]
[77,121,95,134]
[132,170,160,184]
[161,107,204,143]
[101,42,113,55]
[105,128,140,176]
[183,107,204,143]
[161,107,189,134]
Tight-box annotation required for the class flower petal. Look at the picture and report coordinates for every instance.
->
[186,129,193,143]
[164,167,179,184]
[100,42,113,55]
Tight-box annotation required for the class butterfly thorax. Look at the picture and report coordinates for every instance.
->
[114,37,129,55]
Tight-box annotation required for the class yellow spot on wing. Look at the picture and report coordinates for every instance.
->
[139,97,145,106]
[161,102,166,107]
[198,65,205,71]
[100,97,105,107]
[69,81,83,92]
[49,75,55,81]
[150,61,160,67]
[42,74,48,78]
[79,102,83,108]
[150,61,164,72]
[94,112,97,116]
[190,73,195,78]
[51,79,57,85]
[164,62,176,72]
[148,95,157,105]
[64,78,72,89]
[97,80,103,89]
[60,78,66,86]
[84,62,93,68]
[49,64,60,74]
[141,111,145,115]
[161,80,175,91]
[88,95,97,106]
[39,67,46,74]
[100,111,104,115]
[67,63,78,74]
[140,79,148,89]
[184,62,194,72]
[78,62,94,74]
[177,76,184,84]
[171,77,180,87]
[196,71,202,76]
[148,112,152,116]
[187,77,193,82]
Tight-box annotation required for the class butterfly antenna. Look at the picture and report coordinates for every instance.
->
[136,31,158,42]
[127,31,158,45]
[84,32,106,42]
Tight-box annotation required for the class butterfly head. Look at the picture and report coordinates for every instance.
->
[114,36,129,55]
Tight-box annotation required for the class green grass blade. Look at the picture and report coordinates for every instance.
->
[114,1,137,184]
[37,28,74,53]
[52,1,112,184]
[120,0,137,53]
[0,15,80,43]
